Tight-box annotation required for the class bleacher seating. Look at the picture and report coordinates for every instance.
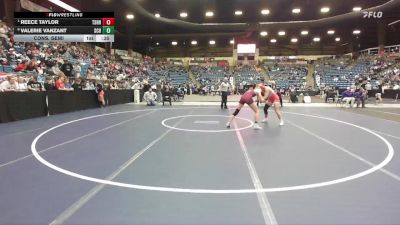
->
[191,65,228,85]
[235,65,261,86]
[267,63,307,89]
[315,59,370,89]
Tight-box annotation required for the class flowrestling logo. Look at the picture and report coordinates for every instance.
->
[363,11,383,18]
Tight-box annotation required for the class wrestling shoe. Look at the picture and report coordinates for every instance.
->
[253,123,262,130]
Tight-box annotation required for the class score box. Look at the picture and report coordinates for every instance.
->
[102,26,114,34]
[95,35,114,42]
[102,18,114,26]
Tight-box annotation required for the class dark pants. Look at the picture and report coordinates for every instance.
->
[221,91,228,108]
[356,96,365,108]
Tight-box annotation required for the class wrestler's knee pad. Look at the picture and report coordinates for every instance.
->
[233,108,240,116]
[264,104,270,115]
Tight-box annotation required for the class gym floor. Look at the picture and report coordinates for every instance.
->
[0,103,399,225]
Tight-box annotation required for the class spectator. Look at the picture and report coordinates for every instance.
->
[156,82,162,102]
[289,89,298,103]
[72,78,84,91]
[44,77,55,91]
[0,75,18,91]
[15,60,28,72]
[354,87,366,108]
[365,82,372,91]
[341,88,355,107]
[96,84,106,107]
[16,76,28,91]
[162,86,172,106]
[55,73,69,91]
[26,59,39,72]
[64,77,72,89]
[325,87,337,103]
[143,88,157,106]
[110,81,118,89]
[74,64,81,78]
[132,81,141,90]
[27,76,43,91]
[394,82,399,102]
[60,59,73,77]
[85,80,95,90]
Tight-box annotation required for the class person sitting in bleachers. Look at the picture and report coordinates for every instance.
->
[55,73,70,91]
[61,59,73,77]
[27,76,43,91]
[72,78,84,91]
[16,76,27,91]
[15,60,28,72]
[0,75,17,92]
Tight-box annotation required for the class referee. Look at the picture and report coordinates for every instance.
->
[219,77,231,109]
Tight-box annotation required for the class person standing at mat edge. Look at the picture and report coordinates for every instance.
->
[226,84,263,130]
[220,77,231,109]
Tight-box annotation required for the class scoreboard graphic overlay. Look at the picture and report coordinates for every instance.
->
[14,12,114,42]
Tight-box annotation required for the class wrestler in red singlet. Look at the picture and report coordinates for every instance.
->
[239,89,256,105]
[259,83,284,126]
[226,84,262,129]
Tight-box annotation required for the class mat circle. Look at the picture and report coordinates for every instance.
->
[161,115,254,132]
[30,108,394,194]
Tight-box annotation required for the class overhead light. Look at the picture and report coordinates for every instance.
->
[205,11,214,17]
[126,14,134,19]
[278,31,286,36]
[260,31,268,36]
[209,40,216,45]
[291,38,298,43]
[292,8,301,14]
[335,37,341,42]
[156,42,159,46]
[313,37,321,42]
[270,39,277,43]
[235,10,243,16]
[327,30,335,35]
[155,13,160,18]
[191,40,197,45]
[261,9,270,15]
[353,7,362,12]
[48,0,80,12]
[321,7,330,13]
[353,29,361,34]
[172,41,178,46]
[301,30,309,35]
[230,39,234,44]
[180,12,188,18]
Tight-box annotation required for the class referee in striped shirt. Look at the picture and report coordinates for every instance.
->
[219,77,231,109]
